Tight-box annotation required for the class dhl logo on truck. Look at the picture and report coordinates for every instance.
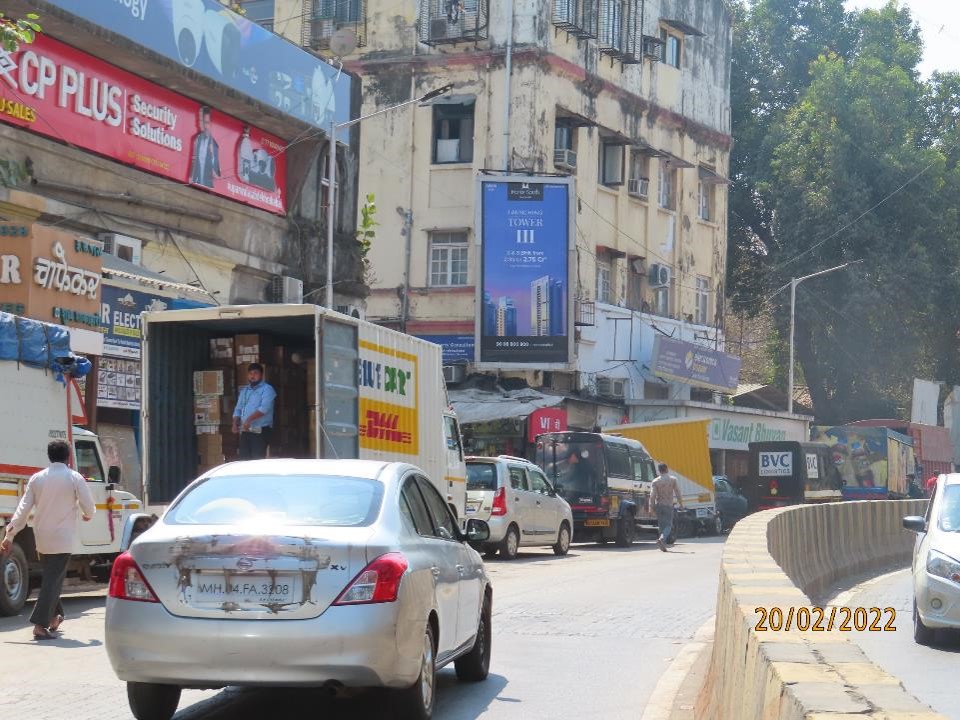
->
[358,341,419,455]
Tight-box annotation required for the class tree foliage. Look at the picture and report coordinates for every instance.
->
[0,12,40,52]
[730,0,960,423]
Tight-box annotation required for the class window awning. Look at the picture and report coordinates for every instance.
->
[660,151,695,169]
[450,388,565,425]
[599,128,635,146]
[661,18,706,37]
[596,244,627,259]
[556,107,598,128]
[430,94,476,106]
[698,165,730,185]
[102,254,217,298]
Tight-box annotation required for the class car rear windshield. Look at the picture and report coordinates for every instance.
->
[467,463,498,491]
[165,475,384,527]
[940,484,960,532]
[537,439,605,496]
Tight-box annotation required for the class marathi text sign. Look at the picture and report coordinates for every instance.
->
[0,34,287,214]
[46,0,351,128]
[651,336,741,394]
[477,178,573,365]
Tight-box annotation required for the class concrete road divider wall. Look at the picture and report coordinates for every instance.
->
[696,500,944,720]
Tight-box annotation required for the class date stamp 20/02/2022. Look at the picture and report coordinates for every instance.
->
[754,606,897,632]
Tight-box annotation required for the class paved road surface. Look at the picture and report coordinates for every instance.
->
[850,569,960,719]
[0,536,724,719]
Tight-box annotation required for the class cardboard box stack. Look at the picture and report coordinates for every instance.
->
[234,333,274,389]
[193,368,237,474]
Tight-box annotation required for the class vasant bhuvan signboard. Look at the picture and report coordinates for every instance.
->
[651,336,741,394]
[0,223,102,331]
[0,34,287,214]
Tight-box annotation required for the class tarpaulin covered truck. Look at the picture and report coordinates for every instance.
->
[140,303,467,515]
[810,425,915,500]
[605,418,721,536]
[0,313,142,615]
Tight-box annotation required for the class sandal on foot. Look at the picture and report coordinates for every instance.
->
[32,628,56,640]
[49,615,64,632]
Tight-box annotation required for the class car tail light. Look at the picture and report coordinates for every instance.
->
[491,487,508,516]
[769,480,779,496]
[600,496,610,509]
[333,553,409,605]
[108,552,160,603]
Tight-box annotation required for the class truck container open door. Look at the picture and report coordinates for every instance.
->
[316,316,359,458]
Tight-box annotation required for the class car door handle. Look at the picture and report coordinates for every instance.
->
[431,566,441,578]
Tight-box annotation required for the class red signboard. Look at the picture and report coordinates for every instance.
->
[528,407,568,442]
[0,35,286,214]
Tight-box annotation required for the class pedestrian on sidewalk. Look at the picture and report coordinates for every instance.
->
[0,440,95,640]
[649,462,684,552]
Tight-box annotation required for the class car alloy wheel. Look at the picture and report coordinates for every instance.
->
[455,597,492,681]
[419,630,436,711]
[396,623,437,720]
[553,523,571,556]
[501,525,520,560]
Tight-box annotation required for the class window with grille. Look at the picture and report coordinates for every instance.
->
[658,162,675,209]
[596,256,613,304]
[695,277,710,325]
[430,232,469,287]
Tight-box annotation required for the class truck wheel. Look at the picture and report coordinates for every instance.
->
[0,542,28,616]
[615,513,635,547]
[127,682,181,720]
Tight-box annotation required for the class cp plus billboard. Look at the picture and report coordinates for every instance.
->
[476,176,574,367]
[0,34,287,214]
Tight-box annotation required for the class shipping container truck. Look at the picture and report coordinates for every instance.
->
[810,425,916,500]
[140,304,467,516]
[740,441,844,511]
[0,313,142,615]
[605,418,720,536]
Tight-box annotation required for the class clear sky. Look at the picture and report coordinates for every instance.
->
[845,0,960,77]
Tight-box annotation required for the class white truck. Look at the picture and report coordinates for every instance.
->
[0,313,142,615]
[139,303,467,515]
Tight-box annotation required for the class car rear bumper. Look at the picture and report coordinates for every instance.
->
[105,598,424,689]
[915,573,960,629]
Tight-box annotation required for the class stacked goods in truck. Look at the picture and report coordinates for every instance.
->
[234,333,273,390]
[209,337,234,365]
[193,368,237,474]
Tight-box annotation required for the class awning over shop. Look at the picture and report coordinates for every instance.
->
[102,255,217,301]
[450,388,565,425]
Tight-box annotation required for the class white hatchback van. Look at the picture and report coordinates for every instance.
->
[465,455,574,560]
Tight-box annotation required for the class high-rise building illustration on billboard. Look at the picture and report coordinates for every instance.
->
[531,276,565,337]
[496,297,517,337]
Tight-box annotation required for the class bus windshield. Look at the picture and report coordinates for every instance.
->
[537,437,605,498]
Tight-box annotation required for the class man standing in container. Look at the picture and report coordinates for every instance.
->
[0,440,95,640]
[649,462,684,552]
[233,363,277,460]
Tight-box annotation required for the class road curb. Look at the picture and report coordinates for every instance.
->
[639,616,715,720]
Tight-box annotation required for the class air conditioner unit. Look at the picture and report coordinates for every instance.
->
[430,17,450,40]
[553,148,578,171]
[270,275,304,303]
[442,364,466,384]
[336,304,365,320]
[648,264,671,288]
[99,233,143,266]
[596,377,627,399]
[627,177,650,198]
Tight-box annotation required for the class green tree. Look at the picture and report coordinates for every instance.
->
[0,12,40,52]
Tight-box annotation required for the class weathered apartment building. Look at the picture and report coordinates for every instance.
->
[252,0,763,458]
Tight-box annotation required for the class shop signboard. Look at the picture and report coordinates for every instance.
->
[46,0,351,128]
[100,286,173,359]
[0,223,102,331]
[97,355,142,411]
[416,334,474,365]
[0,34,287,214]
[651,336,741,394]
[476,176,574,367]
[528,407,567,442]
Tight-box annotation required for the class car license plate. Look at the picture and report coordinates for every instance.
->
[696,509,709,518]
[584,519,610,527]
[193,574,296,606]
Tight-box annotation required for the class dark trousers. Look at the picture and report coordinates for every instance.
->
[30,553,69,627]
[239,428,272,460]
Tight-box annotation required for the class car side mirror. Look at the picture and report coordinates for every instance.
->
[902,516,927,533]
[555,483,565,495]
[465,518,491,543]
[108,465,121,485]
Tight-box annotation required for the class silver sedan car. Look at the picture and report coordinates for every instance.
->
[106,459,493,720]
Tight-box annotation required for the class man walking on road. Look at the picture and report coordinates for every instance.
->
[649,462,684,552]
[233,363,277,460]
[0,440,95,640]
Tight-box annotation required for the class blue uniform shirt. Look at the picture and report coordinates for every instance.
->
[233,381,277,430]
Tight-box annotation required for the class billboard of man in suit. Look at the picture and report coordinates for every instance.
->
[190,106,221,188]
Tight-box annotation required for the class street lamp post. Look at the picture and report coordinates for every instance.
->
[325,84,453,310]
[787,260,862,414]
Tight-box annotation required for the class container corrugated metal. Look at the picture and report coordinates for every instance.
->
[604,418,714,492]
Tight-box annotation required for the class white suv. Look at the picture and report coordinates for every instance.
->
[465,455,574,560]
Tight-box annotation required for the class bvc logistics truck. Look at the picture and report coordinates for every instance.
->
[140,303,467,515]
[0,313,142,615]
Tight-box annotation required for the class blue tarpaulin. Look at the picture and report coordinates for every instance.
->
[0,312,71,370]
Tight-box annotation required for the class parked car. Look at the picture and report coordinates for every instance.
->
[106,459,493,720]
[466,455,574,559]
[903,473,960,645]
[713,475,748,531]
